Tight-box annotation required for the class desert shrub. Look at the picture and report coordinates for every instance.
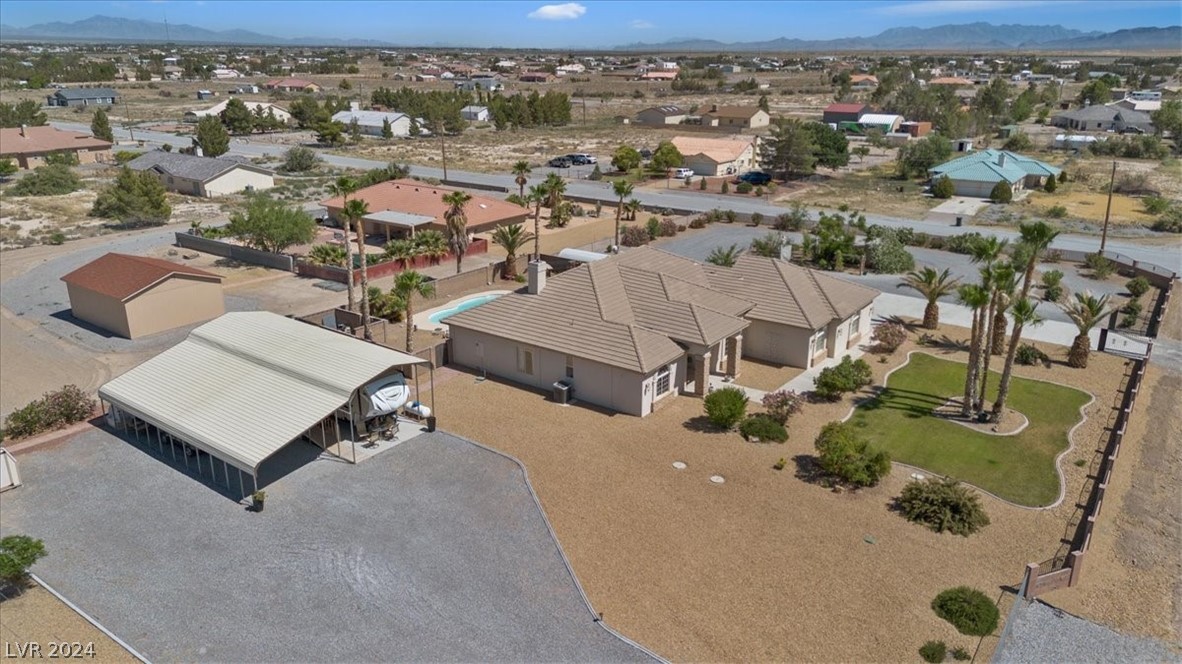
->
[773,458,787,471]
[46,231,66,245]
[0,535,47,590]
[658,218,678,237]
[871,322,907,353]
[1041,269,1064,302]
[739,414,788,443]
[505,193,527,207]
[588,164,602,181]
[570,204,586,217]
[112,150,139,164]
[931,176,954,199]
[1126,276,1151,299]
[1046,204,1068,218]
[282,146,321,172]
[1119,298,1142,328]
[814,421,891,488]
[919,641,947,664]
[1142,196,1170,215]
[898,478,991,536]
[813,356,872,401]
[761,389,803,425]
[704,386,748,429]
[736,181,753,194]
[1015,344,1047,366]
[1085,252,1114,279]
[2,385,95,439]
[9,164,81,196]
[750,212,764,227]
[865,236,915,274]
[774,203,810,231]
[688,218,706,229]
[989,181,1012,203]
[620,225,650,247]
[1043,175,1058,193]
[931,587,1000,636]
[945,232,984,255]
[951,647,971,661]
[645,216,661,239]
[724,209,738,224]
[1150,205,1182,233]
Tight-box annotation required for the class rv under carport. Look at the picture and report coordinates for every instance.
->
[97,311,432,497]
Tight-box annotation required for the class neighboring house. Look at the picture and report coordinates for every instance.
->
[330,104,413,137]
[212,68,243,79]
[638,71,678,82]
[0,125,113,169]
[456,78,505,92]
[445,248,877,417]
[184,100,292,124]
[45,87,118,107]
[822,103,869,125]
[60,253,225,339]
[460,105,490,122]
[857,113,904,133]
[928,77,974,87]
[670,135,759,176]
[635,105,687,125]
[518,72,555,83]
[1112,98,1161,113]
[128,152,275,197]
[899,121,932,137]
[1050,104,1154,134]
[700,105,771,129]
[850,74,879,90]
[928,149,1062,198]
[264,78,321,92]
[320,179,529,241]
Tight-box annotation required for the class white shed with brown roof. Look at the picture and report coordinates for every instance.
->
[60,253,225,339]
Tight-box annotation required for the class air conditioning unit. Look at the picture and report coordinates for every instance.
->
[552,381,573,405]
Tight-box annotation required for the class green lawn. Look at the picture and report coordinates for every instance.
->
[849,353,1091,507]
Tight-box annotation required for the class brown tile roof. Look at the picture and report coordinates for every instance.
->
[824,103,869,114]
[61,253,222,301]
[0,126,112,157]
[321,179,527,230]
[706,255,878,329]
[702,105,763,120]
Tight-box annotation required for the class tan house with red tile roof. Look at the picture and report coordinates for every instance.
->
[0,125,113,169]
[61,253,225,339]
[264,78,321,92]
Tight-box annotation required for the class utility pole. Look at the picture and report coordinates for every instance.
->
[123,97,136,143]
[1100,160,1116,253]
[438,122,448,181]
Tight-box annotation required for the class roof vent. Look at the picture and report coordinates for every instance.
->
[997,153,1007,168]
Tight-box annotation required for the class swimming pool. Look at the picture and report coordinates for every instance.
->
[427,293,504,324]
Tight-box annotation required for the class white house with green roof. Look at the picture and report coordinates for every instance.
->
[929,149,1061,198]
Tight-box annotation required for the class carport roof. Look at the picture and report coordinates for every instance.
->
[98,312,426,473]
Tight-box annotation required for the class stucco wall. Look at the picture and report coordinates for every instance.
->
[204,168,275,196]
[66,283,131,338]
[123,277,225,338]
[743,320,813,367]
[950,179,1001,198]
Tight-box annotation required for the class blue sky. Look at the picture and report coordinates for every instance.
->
[2,1,1178,47]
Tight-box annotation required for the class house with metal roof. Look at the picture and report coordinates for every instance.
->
[128,151,275,197]
[1050,104,1153,134]
[45,87,118,107]
[635,105,687,125]
[446,248,877,417]
[928,149,1061,198]
[331,104,414,137]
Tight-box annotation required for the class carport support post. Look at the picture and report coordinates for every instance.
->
[237,469,244,498]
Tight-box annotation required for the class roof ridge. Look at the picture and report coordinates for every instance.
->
[772,259,818,328]
[806,267,840,323]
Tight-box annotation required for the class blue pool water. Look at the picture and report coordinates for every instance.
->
[428,293,503,324]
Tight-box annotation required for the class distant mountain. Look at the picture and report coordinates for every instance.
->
[0,15,395,46]
[617,22,1177,52]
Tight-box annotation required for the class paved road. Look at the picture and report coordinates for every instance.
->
[58,121,1180,274]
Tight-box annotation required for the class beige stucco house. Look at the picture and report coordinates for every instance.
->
[61,253,225,339]
[0,125,113,169]
[446,248,877,417]
[128,151,274,197]
[671,135,760,177]
[700,105,771,129]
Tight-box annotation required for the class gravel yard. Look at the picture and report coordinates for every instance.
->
[995,599,1182,663]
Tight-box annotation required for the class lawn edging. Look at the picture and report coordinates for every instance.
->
[839,350,1097,512]
[29,574,149,663]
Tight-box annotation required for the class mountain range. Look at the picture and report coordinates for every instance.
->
[0,15,395,47]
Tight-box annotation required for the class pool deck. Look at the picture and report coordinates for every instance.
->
[416,290,511,332]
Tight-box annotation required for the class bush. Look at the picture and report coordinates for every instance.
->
[657,218,679,237]
[688,218,706,229]
[704,386,748,429]
[720,181,729,194]
[736,181,753,194]
[989,181,1013,204]
[282,146,321,172]
[898,478,991,536]
[931,176,954,199]
[871,322,907,353]
[1015,344,1047,366]
[814,421,891,488]
[1142,196,1170,215]
[761,390,803,424]
[0,535,47,590]
[1119,299,1142,328]
[724,209,738,224]
[588,164,603,181]
[919,641,947,664]
[505,193,527,207]
[620,225,650,247]
[945,232,984,255]
[931,587,1000,636]
[951,647,971,661]
[113,150,139,164]
[1126,276,1151,299]
[1046,204,1068,219]
[1150,206,1182,233]
[865,236,915,274]
[1085,252,1114,279]
[1043,175,1058,193]
[813,356,872,401]
[90,166,171,227]
[699,177,707,190]
[9,164,81,196]
[1041,269,1064,302]
[47,231,66,245]
[739,414,788,443]
[750,212,764,227]
[2,385,95,439]
[645,216,661,239]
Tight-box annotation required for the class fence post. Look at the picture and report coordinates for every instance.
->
[1022,563,1039,599]
[1067,551,1085,586]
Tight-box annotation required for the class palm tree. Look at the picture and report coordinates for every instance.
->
[897,267,959,329]
[543,172,566,210]
[969,236,1009,358]
[957,283,991,417]
[991,297,1043,418]
[383,238,418,268]
[490,223,535,279]
[308,243,347,266]
[512,160,531,200]
[342,198,372,339]
[1061,292,1113,369]
[368,286,405,323]
[706,244,742,267]
[995,221,1061,407]
[624,197,642,221]
[328,176,360,311]
[527,183,548,260]
[392,270,435,353]
[441,190,471,274]
[978,263,1015,409]
[414,230,448,263]
[612,179,634,253]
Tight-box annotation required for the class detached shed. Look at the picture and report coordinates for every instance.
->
[61,253,225,339]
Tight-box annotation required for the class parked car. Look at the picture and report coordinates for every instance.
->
[736,171,772,185]
[671,167,694,179]
[548,157,572,168]
[566,153,597,165]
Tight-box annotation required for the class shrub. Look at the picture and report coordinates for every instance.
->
[1015,344,1047,366]
[9,164,81,196]
[736,181,753,194]
[620,225,650,247]
[570,204,586,217]
[739,414,788,443]
[898,478,991,536]
[589,164,603,181]
[91,167,171,227]
[773,458,787,471]
[505,193,527,207]
[645,216,661,239]
[1046,204,1068,219]
[1058,170,1067,183]
[657,218,679,237]
[871,322,907,353]
[47,231,66,245]
[282,146,321,172]
[989,181,1013,204]
[865,236,915,274]
[699,177,707,190]
[750,212,764,227]
[704,386,748,429]
[1151,206,1182,233]
[721,181,729,194]
[1043,175,1057,193]
[2,385,95,439]
[1126,276,1151,299]
[1119,299,1142,328]
[724,209,738,224]
[814,421,891,488]
[931,176,954,199]
[0,535,47,591]
[1142,196,1170,215]
[945,232,984,255]
[114,150,139,164]
[813,356,873,401]
[1085,252,1114,279]
[919,641,947,664]
[931,587,1000,636]
[761,390,803,424]
[951,646,971,661]
[1041,269,1064,302]
[688,218,706,230]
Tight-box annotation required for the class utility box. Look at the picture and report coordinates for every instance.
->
[552,381,572,405]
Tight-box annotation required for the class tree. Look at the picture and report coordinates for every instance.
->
[973,77,1010,120]
[760,117,817,180]
[194,115,230,157]
[990,297,1043,417]
[897,135,952,178]
[612,179,634,252]
[220,97,255,135]
[315,120,347,147]
[1151,100,1182,147]
[282,146,320,172]
[969,237,1010,409]
[1002,132,1032,152]
[814,421,891,488]
[1077,79,1111,107]
[512,160,531,200]
[1043,175,1057,193]
[1061,292,1113,369]
[90,167,171,226]
[328,177,360,312]
[0,100,47,128]
[957,284,991,417]
[349,117,362,143]
[932,175,954,199]
[527,183,547,260]
[380,116,394,139]
[341,198,373,339]
[993,221,1059,413]
[490,223,534,279]
[898,478,991,536]
[706,244,742,267]
[865,235,915,274]
[611,145,641,174]
[392,270,435,353]
[542,172,566,211]
[9,164,82,196]
[803,122,850,170]
[989,181,1013,203]
[0,535,47,592]
[757,93,770,112]
[852,145,871,164]
[749,232,787,258]
[0,159,16,178]
[813,356,872,401]
[442,190,472,274]
[807,211,858,270]
[90,107,114,142]
[650,141,683,173]
[226,195,316,253]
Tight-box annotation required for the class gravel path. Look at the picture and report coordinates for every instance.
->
[995,599,1182,663]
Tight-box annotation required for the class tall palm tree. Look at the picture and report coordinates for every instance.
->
[543,172,566,210]
[392,270,435,354]
[527,183,548,260]
[342,198,372,339]
[995,221,1062,406]
[957,283,991,417]
[897,267,959,330]
[328,176,360,311]
[441,190,471,274]
[1061,292,1113,369]
[991,297,1043,418]
[490,223,535,279]
[512,160,531,200]
[978,263,1015,409]
[612,179,634,253]
[969,236,1009,358]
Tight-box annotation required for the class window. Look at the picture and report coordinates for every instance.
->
[850,315,861,335]
[565,355,574,379]
[655,366,671,396]
[814,330,827,354]
[517,347,534,375]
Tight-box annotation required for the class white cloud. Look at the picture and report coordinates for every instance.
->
[630,19,654,29]
[876,1,1069,16]
[527,3,587,20]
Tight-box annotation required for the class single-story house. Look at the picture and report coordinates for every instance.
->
[700,105,771,129]
[1050,104,1153,134]
[822,103,869,125]
[899,121,932,137]
[320,179,529,241]
[183,100,292,124]
[928,149,1062,198]
[456,78,505,92]
[518,72,556,83]
[460,105,490,122]
[330,104,414,137]
[264,78,321,92]
[60,253,224,339]
[635,105,687,125]
[1112,98,1161,113]
[0,125,113,169]
[128,152,275,197]
[928,77,974,87]
[670,135,759,177]
[638,71,678,82]
[850,74,879,90]
[857,113,903,133]
[445,247,877,417]
[46,87,118,107]
[1053,134,1102,150]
